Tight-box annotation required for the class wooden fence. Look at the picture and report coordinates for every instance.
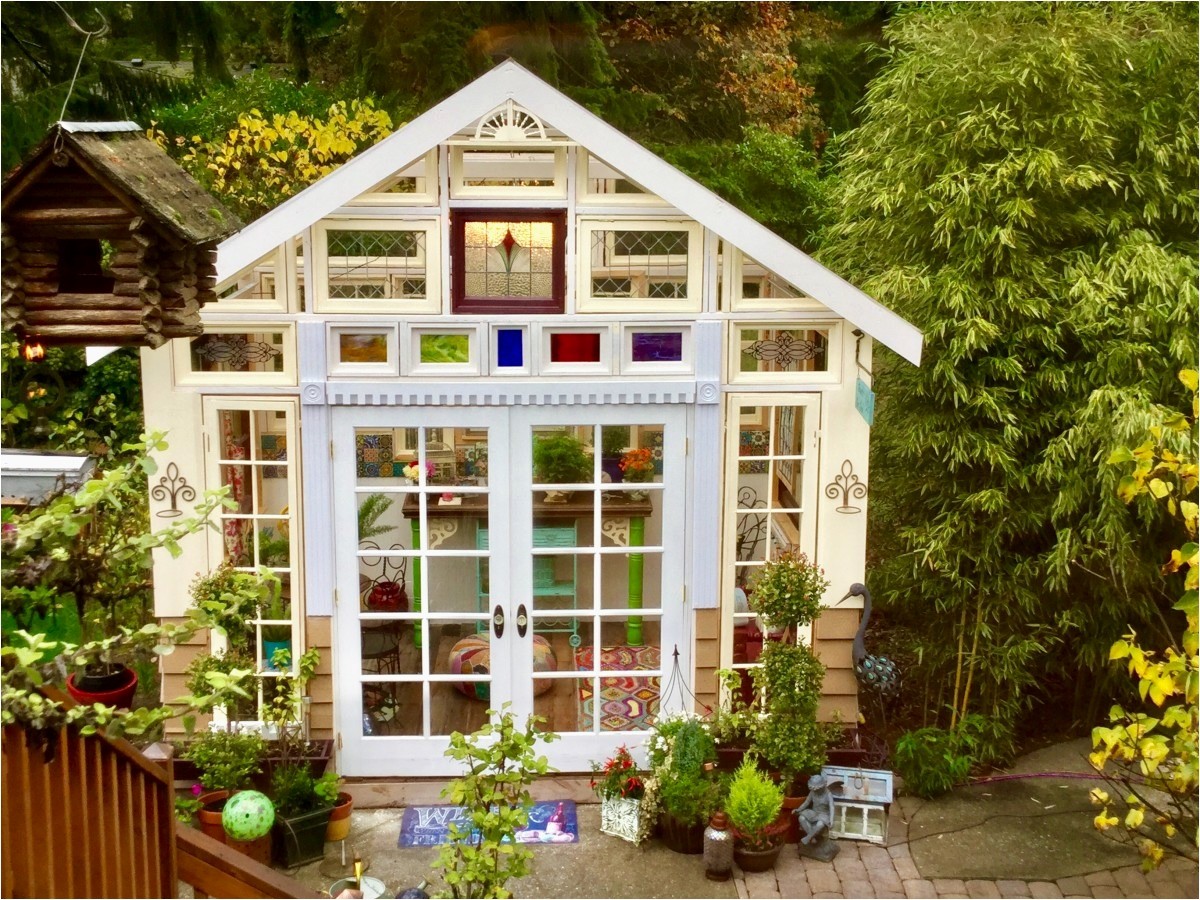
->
[1,722,176,898]
[2,712,312,898]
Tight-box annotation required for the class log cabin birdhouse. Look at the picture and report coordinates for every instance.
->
[1,122,241,348]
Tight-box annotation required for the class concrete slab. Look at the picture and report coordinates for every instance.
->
[286,805,738,899]
[904,740,1141,881]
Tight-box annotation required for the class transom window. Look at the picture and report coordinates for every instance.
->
[451,210,566,314]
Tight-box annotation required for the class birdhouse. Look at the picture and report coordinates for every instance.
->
[823,765,894,844]
[1,122,241,348]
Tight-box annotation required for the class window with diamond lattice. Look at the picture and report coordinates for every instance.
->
[451,210,565,313]
[326,229,426,300]
[578,220,702,312]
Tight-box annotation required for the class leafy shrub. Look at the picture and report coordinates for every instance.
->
[659,769,724,827]
[894,724,975,799]
[184,729,265,793]
[271,763,336,817]
[725,760,784,850]
[749,548,828,633]
[751,641,828,785]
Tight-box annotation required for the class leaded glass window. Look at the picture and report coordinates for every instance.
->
[451,210,565,313]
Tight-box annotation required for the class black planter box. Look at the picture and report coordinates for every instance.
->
[272,806,333,867]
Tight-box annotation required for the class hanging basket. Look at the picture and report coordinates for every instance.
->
[600,796,643,844]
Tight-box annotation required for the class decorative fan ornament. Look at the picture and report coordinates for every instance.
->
[474,100,547,141]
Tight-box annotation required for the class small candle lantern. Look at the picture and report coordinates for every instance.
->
[703,811,733,882]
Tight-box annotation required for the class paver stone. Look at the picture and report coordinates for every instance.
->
[903,878,937,899]
[1027,881,1063,898]
[996,879,1031,897]
[965,879,1002,898]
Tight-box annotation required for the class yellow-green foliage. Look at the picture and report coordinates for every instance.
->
[151,100,393,220]
[1090,370,1198,870]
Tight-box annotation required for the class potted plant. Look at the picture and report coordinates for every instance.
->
[747,547,828,639]
[258,580,291,671]
[710,668,759,771]
[2,434,228,709]
[325,779,355,842]
[646,714,724,854]
[532,432,592,501]
[618,447,656,500]
[270,764,338,866]
[259,647,333,783]
[600,425,630,482]
[591,745,649,844]
[184,728,269,861]
[751,639,829,841]
[725,759,787,871]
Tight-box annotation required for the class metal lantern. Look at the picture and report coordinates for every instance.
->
[703,811,734,882]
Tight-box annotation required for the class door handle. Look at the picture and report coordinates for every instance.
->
[516,604,529,638]
[493,605,505,639]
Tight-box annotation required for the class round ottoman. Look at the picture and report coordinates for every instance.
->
[449,634,557,700]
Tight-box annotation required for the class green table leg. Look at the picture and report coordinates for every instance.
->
[626,516,645,647]
[411,519,422,650]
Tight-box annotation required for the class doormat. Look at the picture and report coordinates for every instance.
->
[398,801,579,847]
[575,645,660,732]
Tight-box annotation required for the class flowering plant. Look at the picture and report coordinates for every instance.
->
[590,745,645,800]
[618,448,655,483]
[402,460,434,481]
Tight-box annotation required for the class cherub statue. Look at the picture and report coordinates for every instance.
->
[795,773,841,860]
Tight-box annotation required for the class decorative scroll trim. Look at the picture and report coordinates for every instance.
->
[601,518,631,548]
[474,100,547,141]
[746,332,820,370]
[192,334,282,369]
[825,459,867,514]
[426,518,460,550]
[151,462,196,518]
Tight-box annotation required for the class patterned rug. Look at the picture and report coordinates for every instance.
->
[399,801,578,846]
[575,645,661,732]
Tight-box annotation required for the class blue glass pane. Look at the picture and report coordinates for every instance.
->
[631,331,683,363]
[497,329,524,367]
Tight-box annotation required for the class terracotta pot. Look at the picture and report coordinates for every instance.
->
[229,832,272,866]
[658,812,705,854]
[197,790,230,845]
[781,794,807,844]
[66,666,138,710]
[325,792,354,842]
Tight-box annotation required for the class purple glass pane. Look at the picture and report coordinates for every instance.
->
[497,329,524,367]
[631,331,683,363]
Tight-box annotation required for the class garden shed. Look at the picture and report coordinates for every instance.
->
[1,121,240,348]
[141,61,923,778]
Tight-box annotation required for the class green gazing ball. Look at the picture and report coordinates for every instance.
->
[222,790,275,841]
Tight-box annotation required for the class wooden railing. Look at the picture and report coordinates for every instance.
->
[1,722,176,898]
[2,696,313,898]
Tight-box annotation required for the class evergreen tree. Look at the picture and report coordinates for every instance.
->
[822,3,1198,744]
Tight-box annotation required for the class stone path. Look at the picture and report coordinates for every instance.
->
[732,825,1197,900]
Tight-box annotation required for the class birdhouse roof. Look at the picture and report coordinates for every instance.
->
[2,122,242,246]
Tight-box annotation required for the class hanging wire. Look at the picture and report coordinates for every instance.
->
[51,3,109,153]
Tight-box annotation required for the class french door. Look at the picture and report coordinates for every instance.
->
[332,404,688,775]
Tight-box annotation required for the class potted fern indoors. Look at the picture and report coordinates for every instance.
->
[532,432,592,503]
[725,759,788,871]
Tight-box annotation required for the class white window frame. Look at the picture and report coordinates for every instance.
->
[575,153,668,207]
[407,325,481,377]
[723,248,824,312]
[539,324,614,375]
[202,395,304,725]
[489,324,533,376]
[210,244,294,314]
[728,321,842,386]
[719,392,822,675]
[619,324,693,375]
[576,219,703,313]
[173,322,296,387]
[328,324,400,377]
[350,149,439,206]
[449,144,568,200]
[313,219,441,314]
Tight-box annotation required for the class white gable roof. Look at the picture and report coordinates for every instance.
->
[218,61,922,364]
